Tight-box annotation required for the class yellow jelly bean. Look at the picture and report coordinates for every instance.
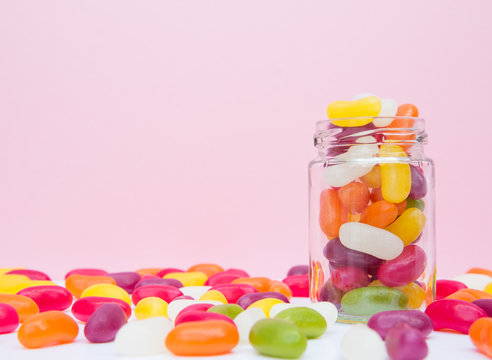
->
[199,290,228,304]
[485,282,492,295]
[0,268,24,275]
[163,272,208,287]
[80,283,131,306]
[13,281,57,293]
[379,145,411,203]
[369,280,425,309]
[385,208,426,246]
[0,274,31,294]
[135,297,168,319]
[327,96,381,127]
[247,298,285,317]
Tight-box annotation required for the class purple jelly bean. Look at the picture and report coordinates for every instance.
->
[236,292,289,309]
[135,278,183,289]
[107,272,141,294]
[472,299,492,317]
[324,238,384,270]
[385,323,428,360]
[409,166,427,199]
[84,303,127,343]
[287,265,309,277]
[368,310,433,340]
[327,122,382,156]
[318,280,343,308]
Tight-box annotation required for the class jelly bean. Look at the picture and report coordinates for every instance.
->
[166,320,239,356]
[446,288,492,302]
[200,289,228,303]
[17,285,72,312]
[385,323,428,360]
[233,307,266,344]
[367,310,433,339]
[377,245,427,287]
[268,280,293,300]
[231,277,271,292]
[0,303,19,334]
[224,268,250,277]
[237,292,290,309]
[470,317,492,358]
[370,186,384,202]
[360,165,381,188]
[71,296,131,322]
[395,199,407,215]
[270,302,338,328]
[212,283,258,303]
[247,298,285,317]
[468,268,492,277]
[13,280,57,293]
[135,297,168,319]
[135,277,183,289]
[207,304,243,320]
[155,267,184,277]
[319,188,348,238]
[436,279,467,300]
[0,294,39,322]
[396,103,419,118]
[0,267,23,275]
[379,144,411,203]
[374,98,397,127]
[0,274,31,293]
[132,284,183,305]
[424,299,487,334]
[360,201,398,228]
[369,280,425,309]
[115,317,172,356]
[385,208,426,247]
[107,272,141,294]
[406,198,425,211]
[167,299,197,321]
[188,263,224,277]
[164,271,208,286]
[341,286,408,316]
[6,269,51,281]
[282,274,309,297]
[180,285,212,299]
[385,104,418,144]
[84,303,127,343]
[340,324,385,360]
[409,166,427,199]
[327,122,380,157]
[331,266,370,292]
[473,299,492,316]
[81,283,131,305]
[175,309,235,326]
[318,279,344,306]
[324,237,384,270]
[174,295,195,300]
[250,318,307,359]
[65,274,116,298]
[17,311,78,349]
[136,268,163,276]
[205,272,241,286]
[339,222,404,260]
[274,307,327,339]
[287,265,309,276]
[486,282,492,295]
[453,273,492,290]
[141,274,159,280]
[64,268,107,279]
[177,302,215,317]
[327,96,381,127]
[338,182,370,214]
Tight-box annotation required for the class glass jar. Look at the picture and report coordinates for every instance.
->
[308,116,435,323]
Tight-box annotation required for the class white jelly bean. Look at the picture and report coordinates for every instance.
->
[179,286,211,299]
[233,307,266,344]
[452,274,492,290]
[374,98,397,127]
[115,317,172,356]
[269,302,338,328]
[341,324,386,360]
[167,299,197,321]
[339,222,404,260]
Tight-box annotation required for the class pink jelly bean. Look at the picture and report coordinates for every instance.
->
[64,268,107,279]
[211,284,258,303]
[17,286,72,312]
[176,303,215,318]
[155,268,184,277]
[107,272,141,294]
[287,265,309,277]
[435,279,467,300]
[409,165,427,200]
[132,285,183,305]
[236,292,289,309]
[472,299,492,317]
[424,299,487,334]
[378,245,427,287]
[282,275,309,297]
[71,297,132,322]
[6,269,51,281]
[368,310,433,340]
[135,278,183,289]
[385,323,428,360]
[224,269,250,277]
[0,303,19,334]
[331,266,370,292]
[174,295,195,301]
[174,310,235,326]
[205,272,241,286]
[141,274,160,280]
[84,303,127,343]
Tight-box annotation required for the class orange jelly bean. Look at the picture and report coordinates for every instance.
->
[166,320,239,356]
[395,200,407,215]
[468,268,492,278]
[0,294,39,322]
[65,274,116,298]
[370,187,384,202]
[446,289,492,302]
[17,311,79,349]
[187,264,224,277]
[268,280,293,300]
[360,165,381,188]
[136,268,164,276]
[231,277,271,292]
[360,201,398,228]
[470,317,492,358]
[338,182,370,214]
[319,189,348,238]
[386,104,418,144]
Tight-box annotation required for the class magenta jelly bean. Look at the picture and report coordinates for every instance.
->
[472,299,492,316]
[135,278,183,290]
[177,303,215,318]
[409,165,427,200]
[377,245,427,287]
[424,299,487,334]
[368,310,433,340]
[155,268,184,277]
[287,265,309,277]
[174,310,235,326]
[84,303,127,343]
[282,275,309,297]
[331,266,370,292]
[236,292,290,310]
[17,286,72,312]
[323,238,383,272]
[6,269,51,281]
[224,268,250,277]
[435,279,467,300]
[211,284,258,303]
[0,303,19,334]
[205,272,241,286]
[64,268,107,279]
[72,297,131,322]
[132,285,183,305]
[107,272,141,294]
[327,122,379,156]
[385,323,428,360]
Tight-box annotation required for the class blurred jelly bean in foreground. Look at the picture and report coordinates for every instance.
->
[187,263,224,277]
[274,307,327,339]
[71,296,131,322]
[424,299,487,334]
[469,317,492,358]
[377,245,427,287]
[367,310,433,339]
[81,283,131,306]
[115,317,172,356]
[436,279,467,300]
[107,272,141,294]
[341,324,386,360]
[234,307,266,344]
[0,303,19,334]
[341,287,408,316]
[132,284,183,305]
[0,294,39,322]
[385,323,428,360]
[287,265,309,276]
[6,269,51,281]
[135,297,168,319]
[473,299,492,316]
[409,166,427,199]
[17,286,72,312]
[282,274,309,297]
[453,273,492,290]
[236,292,289,309]
[327,96,381,127]
[64,268,107,279]
[84,303,127,343]
[385,208,426,246]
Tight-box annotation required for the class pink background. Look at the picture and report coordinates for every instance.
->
[1,1,491,279]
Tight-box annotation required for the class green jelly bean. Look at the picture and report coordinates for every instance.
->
[406,198,425,211]
[341,287,408,316]
[274,307,327,339]
[249,319,307,359]
[206,304,243,320]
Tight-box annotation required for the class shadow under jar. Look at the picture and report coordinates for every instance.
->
[309,116,435,323]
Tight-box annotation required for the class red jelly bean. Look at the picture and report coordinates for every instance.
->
[436,279,467,300]
[175,310,235,326]
[236,292,289,309]
[6,269,51,281]
[64,268,107,279]
[378,245,427,287]
[177,303,215,317]
[0,303,19,334]
[211,284,258,303]
[331,266,370,292]
[17,286,73,312]
[132,285,183,305]
[205,272,242,286]
[224,269,250,277]
[107,272,141,294]
[424,299,487,334]
[71,296,132,322]
[282,275,309,297]
[155,268,184,277]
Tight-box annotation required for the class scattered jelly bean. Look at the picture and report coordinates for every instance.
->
[379,145,411,203]
[339,222,404,260]
[424,299,487,334]
[17,311,78,349]
[0,267,23,275]
[324,237,384,271]
[135,297,168,319]
[65,274,116,298]
[164,271,208,286]
[282,274,309,297]
[188,263,224,277]
[174,295,195,301]
[135,277,183,289]
[6,269,51,281]
[360,200,398,228]
[472,299,492,316]
[436,279,467,300]
[17,285,72,312]
[199,289,228,303]
[250,318,307,359]
[341,286,408,316]
[132,284,183,305]
[180,285,212,299]
[167,299,197,321]
[338,182,370,214]
[385,208,426,246]
[360,165,382,188]
[0,274,31,293]
[155,268,184,277]
[468,268,492,277]
[409,166,427,199]
[81,283,131,305]
[0,294,39,322]
[331,266,370,292]
[107,272,141,294]
[446,288,492,302]
[233,307,266,344]
[212,283,258,303]
[207,304,243,320]
[327,96,381,127]
[84,303,127,343]
[469,317,492,358]
[406,198,425,211]
[231,277,271,292]
[175,309,235,326]
[236,292,289,309]
[385,323,428,360]
[13,280,58,293]
[64,268,107,279]
[248,298,286,317]
[453,273,492,290]
[71,296,132,322]
[287,265,309,276]
[341,324,386,360]
[367,310,433,339]
[268,280,293,300]
[378,245,427,287]
[319,188,348,238]
[224,268,250,277]
[177,302,215,317]
[115,317,172,356]
[270,302,338,328]
[205,272,241,286]
[274,307,327,339]
[136,268,164,276]
[0,303,19,334]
